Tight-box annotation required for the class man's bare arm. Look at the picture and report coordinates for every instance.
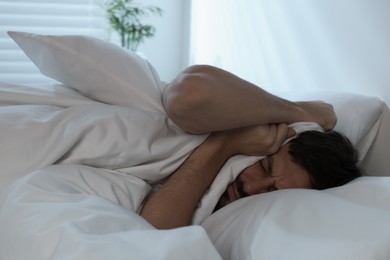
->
[140,124,291,229]
[140,133,230,229]
[163,65,336,134]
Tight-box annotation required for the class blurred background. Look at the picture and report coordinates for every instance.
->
[1,0,390,103]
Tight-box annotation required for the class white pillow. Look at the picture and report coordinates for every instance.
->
[7,31,165,113]
[202,176,390,260]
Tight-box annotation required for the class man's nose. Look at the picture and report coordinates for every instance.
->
[242,177,274,195]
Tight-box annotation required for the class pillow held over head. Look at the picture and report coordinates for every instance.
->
[8,31,165,113]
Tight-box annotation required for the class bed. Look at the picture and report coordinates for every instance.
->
[1,31,390,260]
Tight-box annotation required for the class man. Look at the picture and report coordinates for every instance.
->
[213,130,360,212]
[140,65,361,229]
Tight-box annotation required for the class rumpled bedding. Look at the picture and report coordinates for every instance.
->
[0,81,223,259]
[0,165,221,259]
[0,81,206,188]
[0,75,324,259]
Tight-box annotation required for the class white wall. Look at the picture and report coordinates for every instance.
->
[189,0,390,105]
[123,1,390,105]
[135,0,190,83]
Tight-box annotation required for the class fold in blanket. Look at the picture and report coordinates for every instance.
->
[0,165,222,260]
[0,82,205,191]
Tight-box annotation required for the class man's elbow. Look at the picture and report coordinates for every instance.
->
[163,70,210,134]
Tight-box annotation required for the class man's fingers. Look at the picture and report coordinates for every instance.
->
[265,123,288,154]
[275,123,289,142]
[287,127,296,138]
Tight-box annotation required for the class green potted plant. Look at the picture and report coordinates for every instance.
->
[105,0,163,51]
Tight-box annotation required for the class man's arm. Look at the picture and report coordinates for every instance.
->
[140,124,292,229]
[163,65,336,134]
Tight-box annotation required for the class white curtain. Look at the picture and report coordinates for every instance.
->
[0,0,107,84]
[190,0,390,96]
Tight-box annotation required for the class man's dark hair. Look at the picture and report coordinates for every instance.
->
[288,131,362,190]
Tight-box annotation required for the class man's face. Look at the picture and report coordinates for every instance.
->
[214,144,312,211]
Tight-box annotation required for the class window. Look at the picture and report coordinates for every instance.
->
[0,0,108,84]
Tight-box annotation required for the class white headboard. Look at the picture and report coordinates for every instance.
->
[361,104,390,176]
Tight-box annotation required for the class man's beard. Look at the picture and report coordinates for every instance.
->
[213,177,246,213]
[213,189,229,213]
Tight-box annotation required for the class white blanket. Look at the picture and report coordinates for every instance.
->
[0,165,221,260]
[0,81,223,259]
[0,81,206,212]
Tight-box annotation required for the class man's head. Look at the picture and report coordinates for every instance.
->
[288,130,362,189]
[214,130,362,211]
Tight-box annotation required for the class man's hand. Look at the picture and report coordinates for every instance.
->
[296,101,337,131]
[215,123,295,157]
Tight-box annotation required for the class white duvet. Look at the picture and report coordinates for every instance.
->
[0,80,223,259]
[0,165,221,259]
